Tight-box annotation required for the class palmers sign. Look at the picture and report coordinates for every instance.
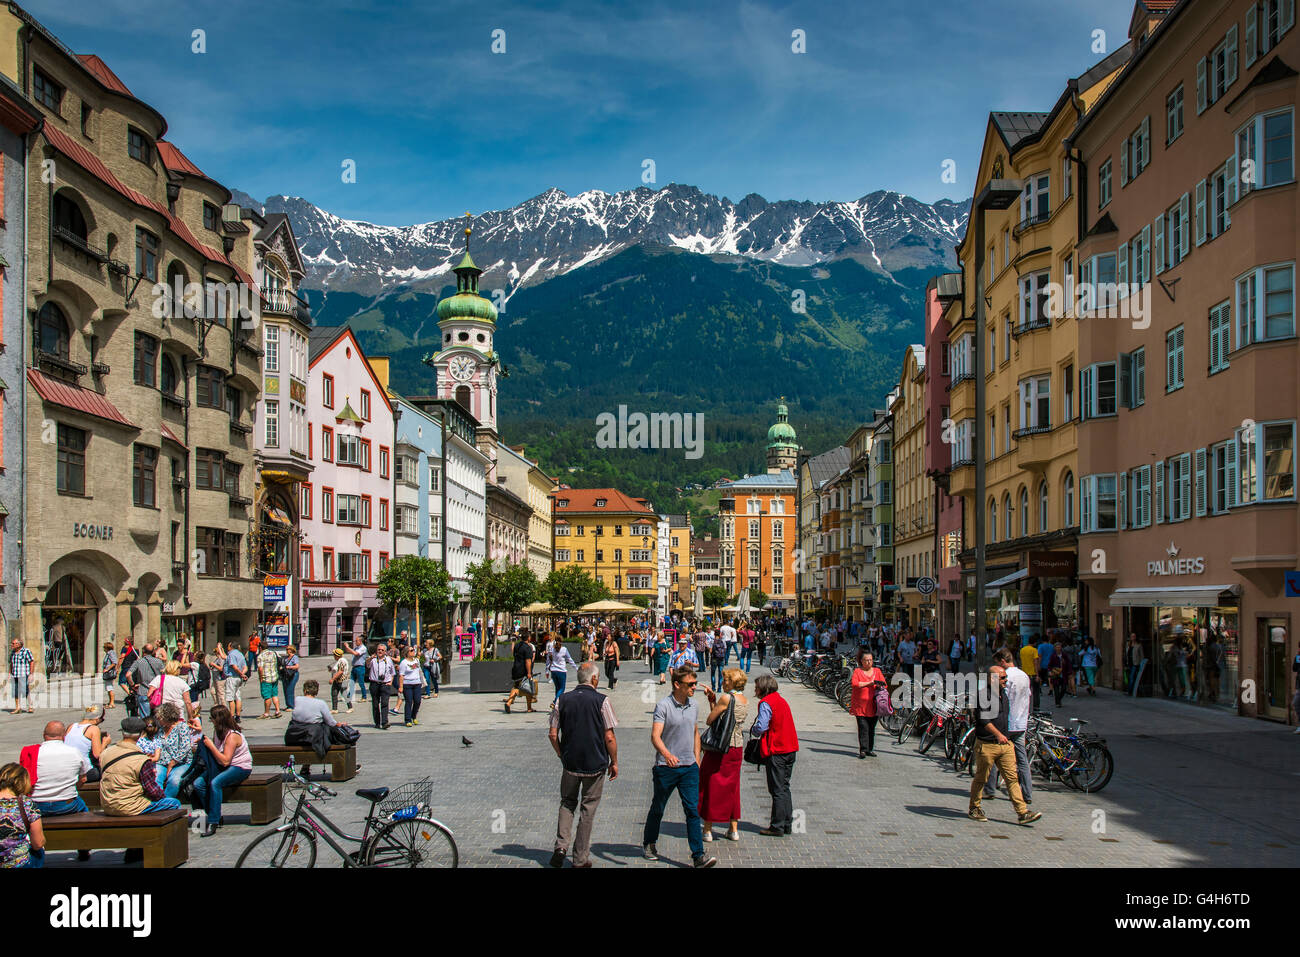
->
[1147,542,1204,576]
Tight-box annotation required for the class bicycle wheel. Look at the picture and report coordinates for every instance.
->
[943,721,960,761]
[896,711,919,744]
[365,816,459,868]
[918,720,940,754]
[952,727,975,774]
[879,705,907,735]
[235,823,318,868]
[836,679,852,709]
[1070,743,1114,793]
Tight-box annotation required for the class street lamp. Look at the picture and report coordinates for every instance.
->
[972,179,1022,669]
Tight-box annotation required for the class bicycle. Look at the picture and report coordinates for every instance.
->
[1026,713,1114,792]
[235,761,458,868]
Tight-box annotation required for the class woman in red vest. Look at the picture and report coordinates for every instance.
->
[750,674,799,836]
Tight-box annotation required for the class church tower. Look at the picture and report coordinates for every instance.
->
[429,214,500,471]
[765,398,798,473]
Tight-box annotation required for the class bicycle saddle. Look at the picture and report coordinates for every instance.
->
[356,786,390,803]
[1071,718,1089,725]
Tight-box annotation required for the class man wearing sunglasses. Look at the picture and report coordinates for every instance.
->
[642,667,717,868]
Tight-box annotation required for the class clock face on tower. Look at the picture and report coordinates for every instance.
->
[448,355,476,382]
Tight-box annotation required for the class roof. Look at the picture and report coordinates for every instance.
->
[487,481,533,514]
[990,112,1049,151]
[693,539,720,558]
[156,140,206,178]
[40,124,251,286]
[1074,41,1135,92]
[666,513,691,528]
[75,54,133,96]
[550,488,657,516]
[160,422,186,449]
[719,470,797,491]
[27,369,136,428]
[305,325,395,417]
[807,446,851,488]
[309,324,348,362]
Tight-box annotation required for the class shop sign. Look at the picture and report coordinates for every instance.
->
[915,576,937,595]
[1147,541,1205,576]
[303,588,335,601]
[263,574,289,603]
[161,602,176,615]
[72,523,113,540]
[1285,571,1300,598]
[1028,551,1076,578]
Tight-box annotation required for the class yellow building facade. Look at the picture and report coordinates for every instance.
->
[551,488,658,605]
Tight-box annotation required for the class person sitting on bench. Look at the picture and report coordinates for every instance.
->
[284,680,354,778]
[99,718,182,817]
[194,706,251,838]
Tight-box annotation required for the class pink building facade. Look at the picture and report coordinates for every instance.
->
[926,275,966,645]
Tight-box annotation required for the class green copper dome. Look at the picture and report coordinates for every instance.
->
[436,292,498,323]
[766,399,797,448]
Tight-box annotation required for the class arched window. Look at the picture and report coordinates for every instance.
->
[989,498,997,543]
[1019,487,1029,537]
[53,191,88,242]
[37,302,71,359]
[1003,493,1012,541]
[1063,471,1075,527]
[1038,482,1049,533]
[455,385,471,411]
[161,354,179,396]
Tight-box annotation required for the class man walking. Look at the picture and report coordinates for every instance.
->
[549,662,618,868]
[127,643,166,718]
[642,667,716,868]
[8,638,35,713]
[256,643,283,718]
[1126,633,1145,696]
[751,674,799,836]
[349,636,369,702]
[718,619,738,664]
[669,636,698,671]
[222,642,248,719]
[968,664,1041,826]
[983,649,1033,806]
[368,643,395,729]
[1019,639,1041,711]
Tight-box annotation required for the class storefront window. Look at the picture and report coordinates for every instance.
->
[42,575,100,676]
[1155,605,1240,709]
[1205,608,1238,710]
[159,617,197,659]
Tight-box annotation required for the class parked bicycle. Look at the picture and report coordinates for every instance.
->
[236,761,458,868]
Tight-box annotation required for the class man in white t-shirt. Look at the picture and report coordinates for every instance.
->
[985,649,1033,804]
[718,621,737,664]
[32,721,92,815]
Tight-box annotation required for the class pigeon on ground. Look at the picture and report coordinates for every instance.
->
[461,736,473,748]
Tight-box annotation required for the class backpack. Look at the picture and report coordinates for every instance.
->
[192,660,212,694]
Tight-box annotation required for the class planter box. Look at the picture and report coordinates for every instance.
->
[469,659,515,694]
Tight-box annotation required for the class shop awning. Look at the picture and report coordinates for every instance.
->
[1106,584,1242,607]
[985,567,1028,597]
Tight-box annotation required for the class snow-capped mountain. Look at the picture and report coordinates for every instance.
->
[232,184,969,298]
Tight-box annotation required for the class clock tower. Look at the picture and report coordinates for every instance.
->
[429,214,500,471]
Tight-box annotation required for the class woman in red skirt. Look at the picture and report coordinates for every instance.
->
[699,668,748,842]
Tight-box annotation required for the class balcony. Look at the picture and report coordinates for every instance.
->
[53,225,109,264]
[261,287,313,325]
[1012,209,1050,240]
[230,420,253,436]
[91,361,110,377]
[1013,317,1052,338]
[161,392,187,413]
[228,493,253,507]
[1012,424,1059,471]
[36,349,88,379]
[949,458,975,497]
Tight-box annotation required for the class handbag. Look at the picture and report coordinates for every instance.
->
[148,679,165,708]
[330,723,361,746]
[743,737,765,766]
[518,675,536,697]
[873,685,894,716]
[700,694,736,753]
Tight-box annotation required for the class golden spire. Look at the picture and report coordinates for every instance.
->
[464,211,472,250]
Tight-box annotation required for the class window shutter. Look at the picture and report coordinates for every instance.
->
[1134,349,1145,404]
[1120,140,1129,185]
[1175,326,1184,384]
[1225,440,1239,508]
[1153,215,1165,275]
[1140,116,1150,170]
[1140,226,1151,284]
[1081,366,1093,420]
[1246,3,1258,65]
[1179,193,1191,258]
[1226,25,1239,87]
[1117,242,1129,287]
[1197,57,1207,113]
[1195,448,1208,516]
[1154,461,1165,524]
[1285,0,1296,33]
[1119,473,1128,530]
[1210,308,1221,371]
[1225,157,1237,218]
[1119,352,1131,408]
[1195,179,1207,245]
[1180,453,1193,519]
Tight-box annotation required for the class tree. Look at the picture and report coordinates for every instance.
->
[702,585,729,616]
[496,561,541,623]
[543,565,607,623]
[748,588,769,610]
[376,556,452,647]
[630,595,652,609]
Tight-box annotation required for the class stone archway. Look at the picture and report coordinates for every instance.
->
[41,574,102,678]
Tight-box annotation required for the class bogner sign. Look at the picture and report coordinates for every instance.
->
[1148,541,1205,576]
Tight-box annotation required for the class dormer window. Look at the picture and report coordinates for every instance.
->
[128,127,151,164]
[33,67,62,111]
[558,499,569,508]
[595,499,607,507]
[203,202,220,232]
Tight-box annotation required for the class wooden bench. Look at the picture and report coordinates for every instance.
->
[41,809,189,868]
[247,741,357,781]
[78,773,284,825]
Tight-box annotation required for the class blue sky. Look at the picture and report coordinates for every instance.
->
[28,0,1136,225]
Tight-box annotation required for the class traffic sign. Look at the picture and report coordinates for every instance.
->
[916,576,937,596]
[1286,571,1300,598]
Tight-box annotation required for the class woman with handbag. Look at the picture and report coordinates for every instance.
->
[194,705,252,837]
[849,649,887,758]
[101,642,119,708]
[398,645,425,727]
[698,668,747,842]
[652,631,671,685]
[503,636,538,713]
[148,660,196,720]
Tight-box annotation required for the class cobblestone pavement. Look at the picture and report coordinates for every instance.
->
[3,653,1297,867]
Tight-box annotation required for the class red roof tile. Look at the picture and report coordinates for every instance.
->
[27,369,136,428]
[550,488,656,515]
[41,124,253,288]
[156,140,206,178]
[76,54,133,96]
[160,422,186,448]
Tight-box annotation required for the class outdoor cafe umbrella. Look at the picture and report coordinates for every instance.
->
[521,601,555,614]
[694,585,705,620]
[579,599,644,614]
[736,587,752,620]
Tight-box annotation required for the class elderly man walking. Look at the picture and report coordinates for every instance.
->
[549,663,618,868]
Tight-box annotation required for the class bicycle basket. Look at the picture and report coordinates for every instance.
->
[378,778,434,819]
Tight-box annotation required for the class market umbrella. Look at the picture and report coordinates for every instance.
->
[521,601,555,613]
[736,588,752,620]
[580,599,644,614]
[694,585,706,619]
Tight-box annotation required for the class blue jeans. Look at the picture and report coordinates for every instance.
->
[350,665,367,700]
[193,766,249,822]
[22,848,43,867]
[136,692,152,717]
[740,647,754,672]
[33,797,89,817]
[642,764,704,860]
[282,672,299,708]
[551,669,567,698]
[142,797,182,814]
[709,660,724,692]
[158,764,189,800]
[1127,665,1142,695]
